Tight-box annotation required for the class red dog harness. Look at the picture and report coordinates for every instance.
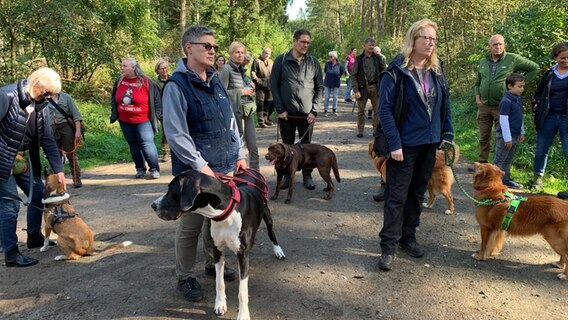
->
[211,180,241,222]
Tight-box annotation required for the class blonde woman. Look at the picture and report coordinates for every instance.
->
[110,58,162,178]
[0,67,66,267]
[377,19,454,271]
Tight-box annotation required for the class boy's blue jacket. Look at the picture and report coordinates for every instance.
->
[378,54,453,152]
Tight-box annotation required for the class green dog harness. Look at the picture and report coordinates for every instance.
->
[501,192,527,231]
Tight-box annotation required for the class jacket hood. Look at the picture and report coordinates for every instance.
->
[172,58,217,85]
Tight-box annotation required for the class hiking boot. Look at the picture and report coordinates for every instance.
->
[356,133,364,138]
[558,190,568,200]
[177,277,203,302]
[205,265,237,282]
[74,178,83,189]
[135,170,145,179]
[27,232,55,249]
[5,247,38,268]
[378,254,394,271]
[280,176,289,190]
[398,241,424,258]
[373,184,386,202]
[503,179,523,189]
[150,170,160,179]
[161,152,170,163]
[303,175,316,190]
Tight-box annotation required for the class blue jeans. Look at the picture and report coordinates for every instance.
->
[533,114,568,176]
[344,77,352,100]
[493,133,520,181]
[0,173,45,252]
[324,87,339,112]
[119,120,160,172]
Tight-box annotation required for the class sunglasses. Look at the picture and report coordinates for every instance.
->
[190,42,220,51]
[41,91,53,99]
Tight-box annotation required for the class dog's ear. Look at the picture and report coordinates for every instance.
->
[43,167,54,180]
[282,143,291,160]
[179,174,201,211]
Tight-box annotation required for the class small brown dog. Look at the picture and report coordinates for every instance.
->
[423,144,460,214]
[41,172,131,260]
[472,162,568,280]
[368,141,459,214]
[266,142,340,203]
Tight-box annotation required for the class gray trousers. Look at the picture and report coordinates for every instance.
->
[242,113,259,169]
[175,213,216,280]
[493,133,520,181]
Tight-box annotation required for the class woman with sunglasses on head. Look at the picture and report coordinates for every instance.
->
[377,18,453,271]
[0,67,66,267]
[110,57,162,179]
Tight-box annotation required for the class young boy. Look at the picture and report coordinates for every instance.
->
[493,73,526,188]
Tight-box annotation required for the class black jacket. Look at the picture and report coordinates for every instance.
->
[351,52,386,94]
[0,80,64,180]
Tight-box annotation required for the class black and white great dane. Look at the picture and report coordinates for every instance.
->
[151,169,285,320]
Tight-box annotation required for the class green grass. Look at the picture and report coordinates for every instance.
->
[452,98,568,195]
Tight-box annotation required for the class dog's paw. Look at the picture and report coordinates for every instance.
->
[472,252,486,261]
[237,307,251,320]
[323,195,332,200]
[40,245,49,252]
[444,209,454,215]
[54,255,68,261]
[214,301,227,316]
[552,261,565,269]
[273,245,286,260]
[284,199,291,204]
[556,273,567,280]
[270,195,278,200]
[422,201,433,209]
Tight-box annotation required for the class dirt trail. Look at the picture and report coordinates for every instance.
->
[1,101,567,320]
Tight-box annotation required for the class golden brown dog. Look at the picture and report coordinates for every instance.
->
[423,144,460,214]
[41,172,131,260]
[472,162,568,280]
[265,142,340,203]
[368,141,459,214]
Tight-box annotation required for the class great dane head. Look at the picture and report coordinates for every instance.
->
[151,170,228,221]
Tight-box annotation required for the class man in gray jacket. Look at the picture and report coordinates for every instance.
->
[270,29,324,190]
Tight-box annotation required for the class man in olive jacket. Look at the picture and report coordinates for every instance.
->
[474,34,539,163]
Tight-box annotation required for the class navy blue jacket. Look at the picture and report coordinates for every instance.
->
[323,61,344,88]
[378,55,453,152]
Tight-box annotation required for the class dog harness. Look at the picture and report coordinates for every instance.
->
[501,192,527,231]
[211,180,241,222]
[49,204,77,234]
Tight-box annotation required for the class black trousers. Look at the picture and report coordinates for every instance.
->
[278,116,313,175]
[379,143,437,255]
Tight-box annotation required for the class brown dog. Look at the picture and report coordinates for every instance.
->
[423,144,460,214]
[266,142,340,203]
[368,141,459,214]
[41,172,131,260]
[472,162,568,280]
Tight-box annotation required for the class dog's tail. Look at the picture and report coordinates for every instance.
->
[95,241,133,253]
[332,153,341,183]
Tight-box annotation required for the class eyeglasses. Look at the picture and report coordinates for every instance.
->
[41,91,52,98]
[416,35,437,43]
[190,42,220,51]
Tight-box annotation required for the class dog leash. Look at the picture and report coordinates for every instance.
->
[215,168,269,202]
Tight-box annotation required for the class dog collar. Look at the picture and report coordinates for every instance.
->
[42,192,70,204]
[501,192,527,231]
[212,180,241,222]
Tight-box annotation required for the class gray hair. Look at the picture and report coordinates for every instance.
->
[154,59,168,74]
[123,57,146,82]
[182,25,215,52]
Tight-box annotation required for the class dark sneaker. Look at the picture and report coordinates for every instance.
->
[27,232,56,249]
[303,175,316,190]
[205,266,237,282]
[378,254,394,271]
[356,133,363,138]
[178,277,203,302]
[5,247,38,267]
[345,99,353,103]
[398,241,424,258]
[280,176,290,190]
[558,191,568,200]
[135,170,145,179]
[373,185,386,202]
[503,179,523,189]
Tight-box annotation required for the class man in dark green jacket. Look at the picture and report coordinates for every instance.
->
[474,34,539,163]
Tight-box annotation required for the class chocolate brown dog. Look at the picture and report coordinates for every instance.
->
[265,142,340,203]
[41,171,131,260]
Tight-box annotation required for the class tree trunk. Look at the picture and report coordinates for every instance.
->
[336,0,343,44]
[376,0,383,36]
[369,0,374,38]
[180,0,186,57]
[360,0,365,34]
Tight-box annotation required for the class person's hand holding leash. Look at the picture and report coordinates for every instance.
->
[200,165,216,177]
[235,159,248,174]
[307,113,316,124]
[278,111,288,121]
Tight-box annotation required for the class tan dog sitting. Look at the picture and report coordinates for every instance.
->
[41,172,131,260]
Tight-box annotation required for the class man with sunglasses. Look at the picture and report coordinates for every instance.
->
[0,67,66,267]
[271,28,324,190]
[162,25,247,303]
